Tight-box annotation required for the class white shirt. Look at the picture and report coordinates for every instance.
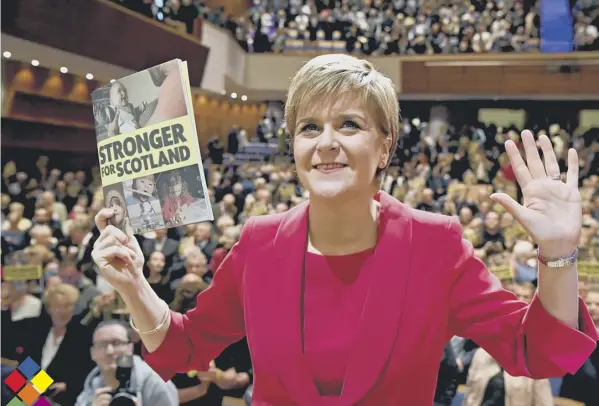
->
[41,329,65,370]
[11,295,42,321]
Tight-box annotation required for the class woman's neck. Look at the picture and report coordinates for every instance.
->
[52,326,66,339]
[308,193,379,256]
[147,273,162,283]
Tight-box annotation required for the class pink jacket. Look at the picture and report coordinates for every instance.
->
[144,191,598,405]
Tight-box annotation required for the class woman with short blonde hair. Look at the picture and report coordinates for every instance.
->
[93,54,596,405]
[3,282,93,405]
[42,282,80,309]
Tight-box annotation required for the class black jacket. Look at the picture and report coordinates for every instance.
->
[434,342,460,406]
[2,309,94,405]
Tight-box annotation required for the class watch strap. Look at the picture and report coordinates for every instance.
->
[537,247,579,268]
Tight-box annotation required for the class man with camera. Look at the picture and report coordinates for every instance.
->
[75,320,178,406]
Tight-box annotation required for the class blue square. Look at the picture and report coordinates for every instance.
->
[17,357,40,379]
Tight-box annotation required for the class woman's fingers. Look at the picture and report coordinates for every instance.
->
[566,148,579,188]
[95,223,129,247]
[92,245,136,270]
[94,235,137,259]
[538,134,561,177]
[521,130,546,179]
[504,140,532,188]
[95,208,117,231]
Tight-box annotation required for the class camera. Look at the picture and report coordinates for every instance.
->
[109,355,138,406]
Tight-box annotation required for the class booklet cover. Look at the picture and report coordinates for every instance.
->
[91,59,213,234]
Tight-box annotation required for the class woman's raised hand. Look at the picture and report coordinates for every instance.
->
[92,208,145,291]
[490,130,581,257]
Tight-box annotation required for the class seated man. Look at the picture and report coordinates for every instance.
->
[75,320,178,406]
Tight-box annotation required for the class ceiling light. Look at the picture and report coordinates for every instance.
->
[231,92,237,99]
[3,51,11,58]
[86,73,94,80]
[241,95,247,101]
[31,59,40,66]
[60,67,68,74]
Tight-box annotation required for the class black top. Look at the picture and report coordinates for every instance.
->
[559,341,599,406]
[1,309,94,405]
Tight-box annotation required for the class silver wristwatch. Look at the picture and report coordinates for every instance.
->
[537,247,579,268]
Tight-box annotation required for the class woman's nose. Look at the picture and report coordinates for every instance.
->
[316,125,338,151]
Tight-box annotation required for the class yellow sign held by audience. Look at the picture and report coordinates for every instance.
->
[3,265,43,281]
[578,261,599,277]
[490,265,512,281]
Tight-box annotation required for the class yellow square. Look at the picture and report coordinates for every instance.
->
[30,370,53,393]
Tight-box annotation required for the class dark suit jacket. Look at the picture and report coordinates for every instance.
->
[1,310,94,405]
[143,191,598,405]
[195,239,216,263]
[141,237,179,265]
[434,343,460,405]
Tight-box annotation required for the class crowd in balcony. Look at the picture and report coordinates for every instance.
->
[114,0,598,53]
[2,105,598,404]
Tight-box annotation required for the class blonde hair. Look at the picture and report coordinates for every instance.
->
[284,54,400,177]
[185,246,207,263]
[216,215,234,230]
[43,283,80,308]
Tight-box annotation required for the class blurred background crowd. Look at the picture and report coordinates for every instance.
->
[2,0,599,405]
[2,111,598,405]
[116,0,599,53]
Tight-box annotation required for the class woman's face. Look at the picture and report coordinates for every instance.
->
[1,281,23,305]
[171,179,183,196]
[585,291,599,326]
[147,251,166,274]
[108,197,125,225]
[293,96,388,201]
[47,294,75,329]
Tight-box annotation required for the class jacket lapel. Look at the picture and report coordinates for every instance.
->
[251,192,413,406]
[264,201,322,405]
[340,191,414,405]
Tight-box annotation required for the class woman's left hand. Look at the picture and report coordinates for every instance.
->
[490,130,581,258]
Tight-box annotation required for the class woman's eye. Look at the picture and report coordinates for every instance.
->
[301,123,319,132]
[342,120,361,130]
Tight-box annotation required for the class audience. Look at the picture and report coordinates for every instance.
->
[2,283,95,405]
[1,107,598,405]
[462,282,554,406]
[75,319,179,406]
[113,0,599,53]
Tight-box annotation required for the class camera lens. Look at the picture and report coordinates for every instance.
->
[109,392,137,406]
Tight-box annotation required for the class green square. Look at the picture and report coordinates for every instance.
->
[7,397,25,406]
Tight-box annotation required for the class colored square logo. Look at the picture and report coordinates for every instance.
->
[17,357,40,380]
[18,383,40,406]
[6,397,25,406]
[4,370,27,393]
[3,357,54,406]
[30,370,53,393]
[33,398,52,406]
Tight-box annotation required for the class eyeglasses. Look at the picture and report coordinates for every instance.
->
[92,340,130,350]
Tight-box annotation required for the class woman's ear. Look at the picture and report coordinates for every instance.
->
[378,135,392,168]
[378,153,388,169]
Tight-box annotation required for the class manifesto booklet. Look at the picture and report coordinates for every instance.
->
[91,59,213,234]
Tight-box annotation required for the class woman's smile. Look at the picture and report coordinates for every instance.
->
[313,163,348,173]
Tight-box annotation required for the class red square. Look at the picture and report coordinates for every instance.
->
[4,369,27,393]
